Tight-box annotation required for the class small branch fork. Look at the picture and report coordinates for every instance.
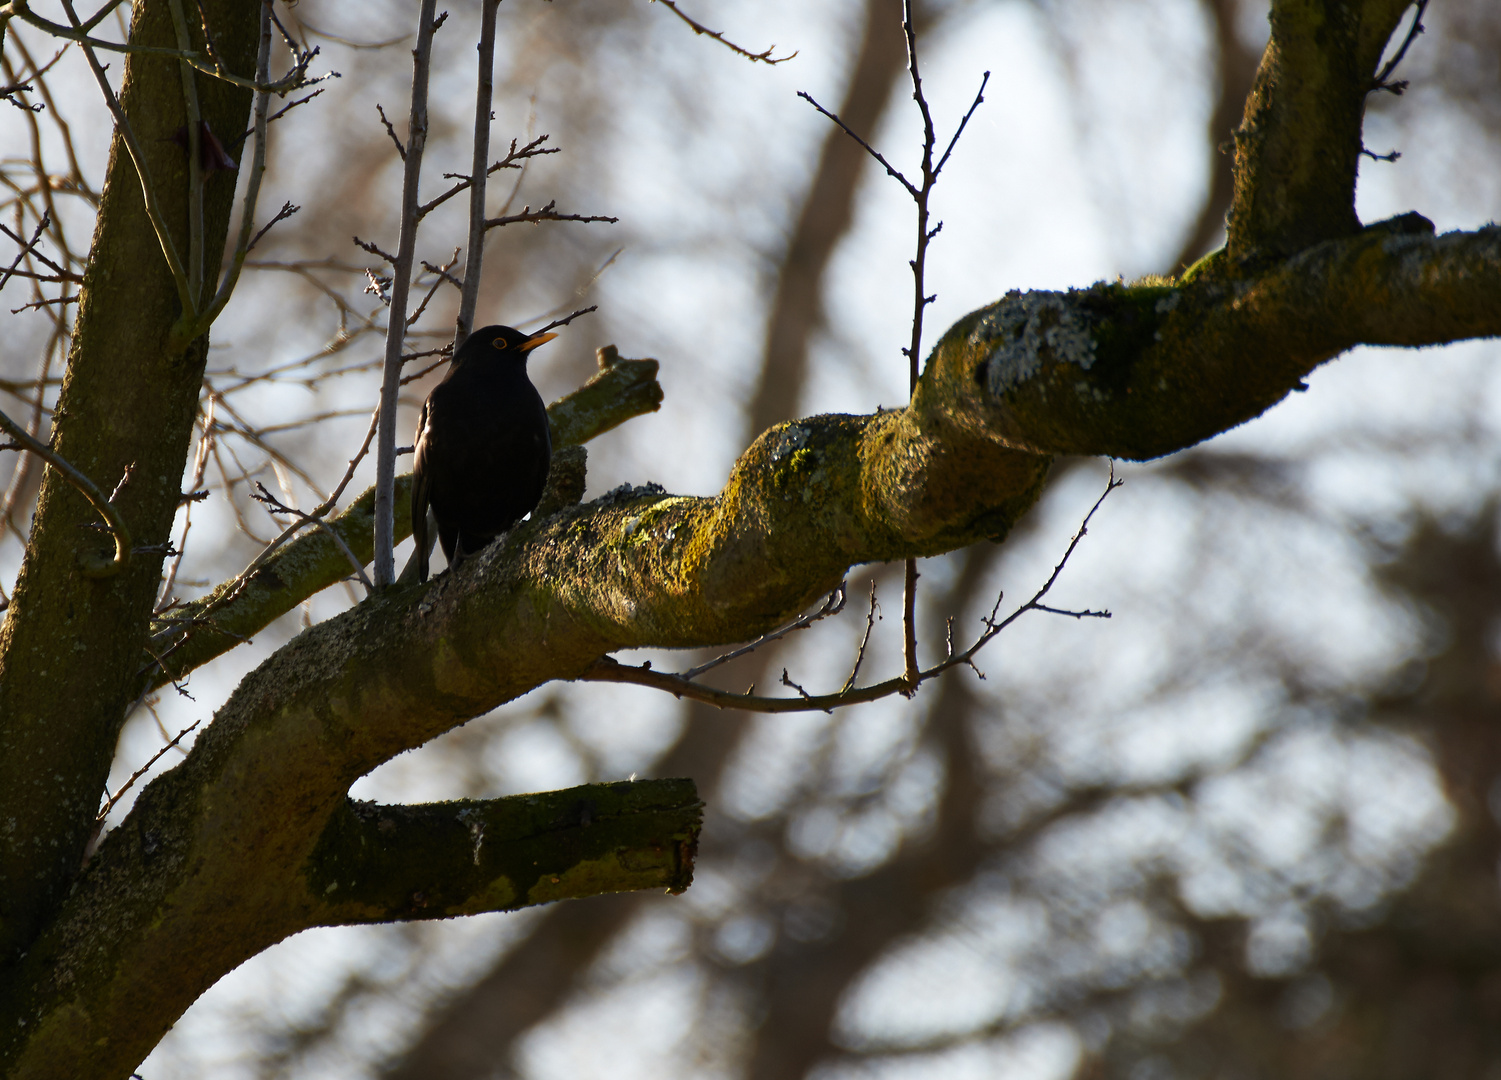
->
[581,472,1120,713]
[531,304,598,337]
[651,0,796,65]
[798,0,990,694]
[0,212,57,294]
[1371,0,1427,95]
[418,135,557,221]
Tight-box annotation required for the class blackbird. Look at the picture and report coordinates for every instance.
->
[411,324,557,582]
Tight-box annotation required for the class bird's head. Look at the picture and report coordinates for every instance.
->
[454,324,559,368]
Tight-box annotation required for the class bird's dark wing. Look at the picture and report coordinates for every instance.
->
[411,396,433,582]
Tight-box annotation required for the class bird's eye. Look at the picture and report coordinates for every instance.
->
[492,336,509,349]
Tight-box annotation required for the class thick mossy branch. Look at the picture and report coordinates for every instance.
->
[1225,0,1414,267]
[145,350,660,692]
[309,780,701,923]
[943,219,1501,459]
[1,780,698,1080]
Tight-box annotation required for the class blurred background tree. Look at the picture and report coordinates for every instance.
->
[3,0,1499,1077]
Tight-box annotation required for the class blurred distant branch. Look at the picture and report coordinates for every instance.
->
[651,0,797,65]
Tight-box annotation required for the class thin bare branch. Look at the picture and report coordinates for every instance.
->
[651,0,797,65]
[454,0,501,348]
[373,0,441,586]
[1371,0,1426,94]
[375,102,405,160]
[530,304,597,337]
[417,134,556,220]
[0,211,51,293]
[841,580,880,693]
[246,200,300,254]
[483,200,618,231]
[682,584,847,680]
[94,720,201,825]
[796,90,917,198]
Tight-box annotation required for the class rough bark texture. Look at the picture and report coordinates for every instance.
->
[1225,0,1412,267]
[0,0,257,967]
[2,3,1499,1079]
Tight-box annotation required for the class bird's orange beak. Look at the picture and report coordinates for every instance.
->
[519,331,558,352]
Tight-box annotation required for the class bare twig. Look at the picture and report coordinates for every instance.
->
[483,200,618,231]
[246,200,300,254]
[651,0,797,65]
[0,80,41,111]
[530,304,598,337]
[0,220,71,279]
[802,1,990,693]
[157,398,215,611]
[95,720,202,825]
[409,250,462,328]
[418,257,463,293]
[417,134,556,220]
[353,235,399,265]
[375,102,406,160]
[1371,0,1426,94]
[9,294,78,313]
[398,345,455,385]
[902,557,919,687]
[681,584,847,680]
[841,580,881,693]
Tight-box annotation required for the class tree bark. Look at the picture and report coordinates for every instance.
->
[0,0,257,966]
